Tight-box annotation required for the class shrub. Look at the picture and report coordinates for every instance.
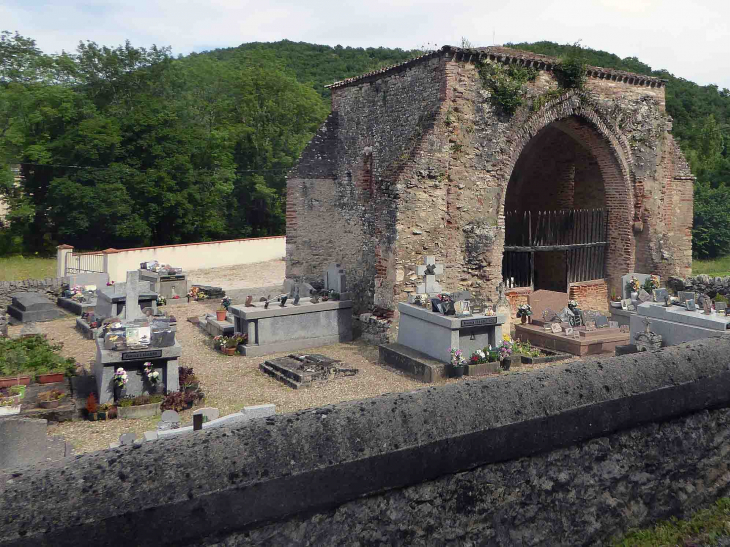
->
[478,61,538,115]
[86,393,98,414]
[0,336,76,379]
[693,183,730,259]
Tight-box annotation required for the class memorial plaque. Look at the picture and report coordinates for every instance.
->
[678,291,696,305]
[461,316,497,328]
[595,315,609,328]
[454,300,471,317]
[653,288,669,303]
[565,327,574,336]
[122,349,162,361]
[585,320,596,329]
[621,299,631,310]
[619,325,630,333]
[609,320,619,329]
[560,321,571,331]
[544,323,553,331]
[716,302,727,312]
[686,299,696,311]
[638,289,652,303]
[551,323,562,334]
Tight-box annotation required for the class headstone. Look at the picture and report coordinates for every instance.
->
[622,273,657,299]
[451,291,472,302]
[193,407,220,422]
[119,433,136,446]
[158,410,180,431]
[122,271,144,320]
[325,264,347,294]
[529,290,569,322]
[415,256,443,295]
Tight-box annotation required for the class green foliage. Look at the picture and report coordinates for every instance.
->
[0,336,76,379]
[692,182,730,259]
[478,62,538,115]
[556,42,587,90]
[613,497,730,546]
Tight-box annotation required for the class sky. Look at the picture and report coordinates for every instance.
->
[2,0,729,89]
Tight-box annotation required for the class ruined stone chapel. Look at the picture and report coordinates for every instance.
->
[286,46,694,321]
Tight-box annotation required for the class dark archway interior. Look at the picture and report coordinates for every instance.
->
[504,119,608,292]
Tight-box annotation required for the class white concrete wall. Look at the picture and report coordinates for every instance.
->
[101,237,285,282]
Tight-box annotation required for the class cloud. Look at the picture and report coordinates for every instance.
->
[2,0,729,88]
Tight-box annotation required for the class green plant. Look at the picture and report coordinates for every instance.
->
[0,336,76,380]
[715,294,729,304]
[478,61,538,115]
[117,397,134,408]
[556,42,587,90]
[38,389,65,402]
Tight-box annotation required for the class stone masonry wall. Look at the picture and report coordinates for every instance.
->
[286,48,694,323]
[570,279,610,314]
[287,55,445,312]
[4,337,730,547]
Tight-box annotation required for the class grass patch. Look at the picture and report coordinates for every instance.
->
[0,256,57,281]
[693,256,730,276]
[613,498,730,546]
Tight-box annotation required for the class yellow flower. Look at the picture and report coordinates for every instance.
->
[502,333,511,342]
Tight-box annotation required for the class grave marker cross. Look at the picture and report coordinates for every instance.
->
[416,256,444,295]
[122,270,143,320]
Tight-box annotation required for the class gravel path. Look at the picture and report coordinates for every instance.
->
[187,259,285,291]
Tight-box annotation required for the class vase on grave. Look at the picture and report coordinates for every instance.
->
[521,315,527,324]
[631,291,638,301]
[450,364,465,378]
[113,385,124,402]
[501,357,511,371]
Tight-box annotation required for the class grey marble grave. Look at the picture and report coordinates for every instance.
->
[629,301,730,347]
[138,269,188,300]
[230,297,353,357]
[7,293,63,323]
[396,302,507,364]
[96,271,158,319]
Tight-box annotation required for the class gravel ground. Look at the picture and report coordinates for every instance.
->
[8,288,584,455]
[187,259,285,291]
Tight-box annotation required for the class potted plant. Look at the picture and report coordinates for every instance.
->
[86,392,98,421]
[38,389,66,409]
[179,367,200,392]
[113,367,128,402]
[221,297,232,311]
[117,394,164,419]
[643,275,660,293]
[449,348,466,378]
[222,336,239,355]
[498,340,513,370]
[97,403,110,420]
[626,276,641,300]
[0,348,31,388]
[0,387,22,408]
[0,396,21,416]
[37,369,66,384]
[516,304,532,324]
[235,332,249,354]
[143,361,162,393]
[216,307,227,321]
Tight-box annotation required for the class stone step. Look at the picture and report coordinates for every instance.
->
[264,356,313,384]
[258,363,304,389]
[18,401,77,422]
[378,343,447,383]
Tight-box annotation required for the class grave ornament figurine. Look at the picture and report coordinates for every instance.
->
[245,295,254,307]
[278,294,288,307]
[310,288,320,303]
[635,317,662,351]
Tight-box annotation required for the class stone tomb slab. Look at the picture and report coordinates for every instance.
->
[230,299,353,357]
[138,269,188,300]
[6,293,63,323]
[528,290,569,322]
[396,302,506,364]
[514,323,629,356]
[260,354,358,389]
[629,302,730,347]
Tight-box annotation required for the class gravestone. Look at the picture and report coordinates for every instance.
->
[260,354,358,389]
[325,263,347,294]
[621,273,657,299]
[193,407,220,422]
[158,410,181,431]
[415,256,443,295]
[119,433,136,446]
[529,290,569,323]
[6,293,63,323]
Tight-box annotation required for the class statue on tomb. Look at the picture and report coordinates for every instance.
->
[635,317,662,351]
[245,295,254,307]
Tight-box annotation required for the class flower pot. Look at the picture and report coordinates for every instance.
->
[501,357,511,371]
[521,315,528,324]
[237,343,247,354]
[88,412,98,421]
[1,395,22,406]
[39,400,61,409]
[216,310,227,321]
[450,365,465,378]
[97,410,107,420]
[0,405,21,416]
[113,385,125,402]
[0,376,30,388]
[631,291,638,301]
[37,372,65,384]
[224,347,236,356]
[118,402,162,420]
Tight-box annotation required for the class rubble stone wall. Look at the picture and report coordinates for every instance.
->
[3,337,730,547]
[286,48,694,323]
[0,278,63,310]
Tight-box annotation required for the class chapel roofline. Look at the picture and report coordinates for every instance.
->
[325,45,667,90]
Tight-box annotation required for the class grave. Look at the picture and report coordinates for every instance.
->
[629,301,730,347]
[6,293,63,323]
[230,293,353,356]
[95,274,159,319]
[528,290,569,324]
[259,354,358,389]
[93,272,180,404]
[139,269,188,300]
[515,307,630,356]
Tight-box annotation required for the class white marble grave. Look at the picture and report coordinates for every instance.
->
[415,256,443,295]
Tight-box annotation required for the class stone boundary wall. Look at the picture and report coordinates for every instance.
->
[0,278,63,310]
[2,337,730,546]
[669,274,730,297]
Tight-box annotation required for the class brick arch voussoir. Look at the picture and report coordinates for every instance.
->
[497,93,636,290]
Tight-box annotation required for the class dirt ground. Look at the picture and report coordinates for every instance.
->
[187,259,286,291]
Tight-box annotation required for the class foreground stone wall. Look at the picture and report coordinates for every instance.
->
[2,337,730,547]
